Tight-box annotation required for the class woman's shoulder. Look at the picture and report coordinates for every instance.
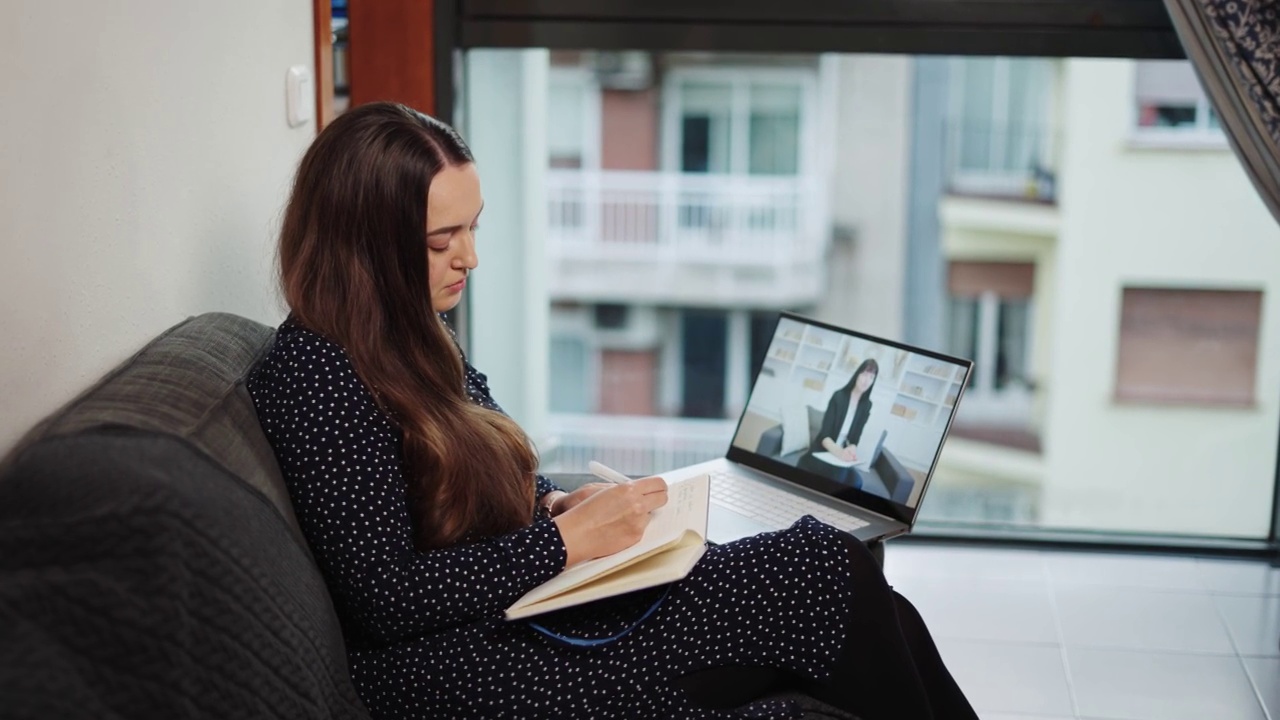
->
[270,315,350,356]
[251,316,361,390]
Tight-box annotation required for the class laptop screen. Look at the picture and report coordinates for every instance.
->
[726,312,973,526]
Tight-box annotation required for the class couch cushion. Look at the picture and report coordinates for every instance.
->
[0,432,369,719]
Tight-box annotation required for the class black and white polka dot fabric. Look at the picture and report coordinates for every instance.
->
[248,317,860,720]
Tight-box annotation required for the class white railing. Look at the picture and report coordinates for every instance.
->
[546,169,824,265]
[540,413,738,476]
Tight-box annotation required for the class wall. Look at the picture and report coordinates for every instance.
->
[818,54,912,341]
[0,1,316,452]
[601,88,658,171]
[1044,59,1280,537]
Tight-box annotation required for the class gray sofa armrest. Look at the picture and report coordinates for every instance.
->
[756,424,784,457]
[874,449,916,506]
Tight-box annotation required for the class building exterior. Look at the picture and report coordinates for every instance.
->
[929,57,1280,536]
[539,51,915,475]
[469,49,1279,538]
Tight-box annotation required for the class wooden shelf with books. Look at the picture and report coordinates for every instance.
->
[892,355,965,428]
[764,318,848,395]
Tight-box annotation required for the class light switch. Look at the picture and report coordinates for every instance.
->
[286,65,314,128]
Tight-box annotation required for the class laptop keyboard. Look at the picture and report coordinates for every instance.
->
[709,470,871,532]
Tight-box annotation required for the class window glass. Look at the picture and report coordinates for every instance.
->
[461,50,1280,540]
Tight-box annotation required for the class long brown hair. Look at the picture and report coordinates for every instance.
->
[278,102,537,550]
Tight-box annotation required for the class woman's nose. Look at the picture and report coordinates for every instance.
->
[455,232,478,269]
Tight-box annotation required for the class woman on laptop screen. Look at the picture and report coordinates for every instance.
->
[246,102,976,720]
[797,358,880,488]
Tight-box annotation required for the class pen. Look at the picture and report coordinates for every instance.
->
[588,461,632,485]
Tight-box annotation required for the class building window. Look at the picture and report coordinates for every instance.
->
[948,57,1055,200]
[1115,288,1261,406]
[680,309,729,418]
[593,303,629,329]
[666,70,812,177]
[548,66,600,169]
[1134,61,1219,131]
[947,261,1036,429]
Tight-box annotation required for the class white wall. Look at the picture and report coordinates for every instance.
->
[1044,59,1280,537]
[818,54,912,340]
[0,2,315,452]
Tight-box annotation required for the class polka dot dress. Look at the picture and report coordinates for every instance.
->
[247,317,860,720]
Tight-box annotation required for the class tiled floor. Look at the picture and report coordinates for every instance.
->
[882,543,1280,720]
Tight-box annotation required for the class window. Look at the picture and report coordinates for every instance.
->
[945,262,1036,439]
[548,65,600,169]
[680,309,729,418]
[593,303,629,329]
[1115,288,1262,406]
[462,50,1280,539]
[665,70,813,176]
[1133,61,1223,143]
[948,57,1056,200]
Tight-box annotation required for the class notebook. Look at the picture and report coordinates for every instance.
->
[662,312,973,545]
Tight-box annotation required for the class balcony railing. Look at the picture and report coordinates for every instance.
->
[945,120,1058,203]
[541,413,737,476]
[546,169,825,266]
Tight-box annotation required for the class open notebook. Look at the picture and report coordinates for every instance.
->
[504,473,710,620]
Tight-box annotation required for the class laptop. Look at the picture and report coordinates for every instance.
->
[660,312,973,545]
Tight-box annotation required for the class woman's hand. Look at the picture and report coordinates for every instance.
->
[838,444,859,462]
[820,437,840,454]
[552,476,668,567]
[548,482,611,516]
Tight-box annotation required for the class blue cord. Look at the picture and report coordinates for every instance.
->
[527,585,674,647]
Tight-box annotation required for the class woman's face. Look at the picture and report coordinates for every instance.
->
[426,163,483,313]
[855,369,876,392]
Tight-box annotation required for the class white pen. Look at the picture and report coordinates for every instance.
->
[588,460,632,485]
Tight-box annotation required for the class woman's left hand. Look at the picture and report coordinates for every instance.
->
[550,483,612,516]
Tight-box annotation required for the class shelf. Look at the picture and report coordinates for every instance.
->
[897,390,936,404]
[796,362,833,373]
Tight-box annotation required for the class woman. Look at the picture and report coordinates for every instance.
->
[248,102,975,720]
[797,359,879,485]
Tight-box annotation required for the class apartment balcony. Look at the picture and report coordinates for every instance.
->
[945,120,1058,204]
[546,169,828,307]
[541,413,736,476]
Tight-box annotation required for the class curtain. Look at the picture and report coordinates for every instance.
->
[1163,0,1280,224]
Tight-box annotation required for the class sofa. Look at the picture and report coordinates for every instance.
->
[756,408,917,505]
[0,312,857,719]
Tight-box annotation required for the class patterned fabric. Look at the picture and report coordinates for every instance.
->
[1200,0,1280,146]
[247,318,862,720]
[1168,0,1280,222]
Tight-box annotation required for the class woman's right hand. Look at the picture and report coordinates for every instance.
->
[552,476,668,567]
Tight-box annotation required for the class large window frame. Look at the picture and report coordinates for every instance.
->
[431,0,1280,555]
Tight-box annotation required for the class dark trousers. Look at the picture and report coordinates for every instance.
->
[674,535,977,720]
